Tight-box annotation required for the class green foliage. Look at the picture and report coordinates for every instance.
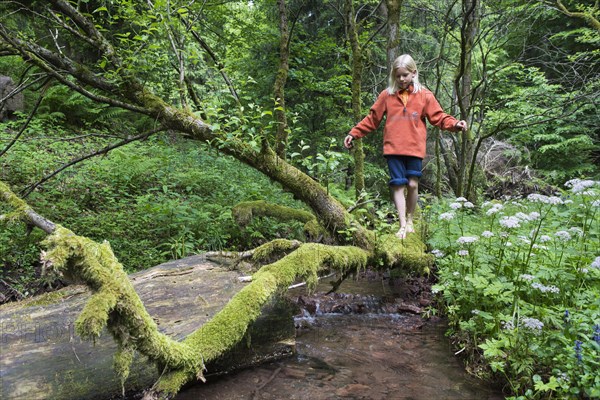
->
[427,181,600,398]
[1,120,307,285]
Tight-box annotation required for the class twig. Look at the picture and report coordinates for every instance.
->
[251,367,282,400]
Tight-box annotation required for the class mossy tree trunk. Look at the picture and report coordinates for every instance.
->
[345,0,366,196]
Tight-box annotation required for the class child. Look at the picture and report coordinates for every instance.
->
[344,54,467,239]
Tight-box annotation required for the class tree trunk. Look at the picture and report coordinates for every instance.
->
[345,0,366,196]
[453,0,479,199]
[0,256,296,400]
[385,0,403,66]
[274,0,290,158]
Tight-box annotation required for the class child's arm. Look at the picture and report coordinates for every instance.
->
[424,92,467,132]
[347,91,388,141]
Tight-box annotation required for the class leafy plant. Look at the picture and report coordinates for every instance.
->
[428,179,600,398]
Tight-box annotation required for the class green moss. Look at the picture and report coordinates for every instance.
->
[76,289,118,339]
[114,345,135,393]
[375,233,433,274]
[232,200,315,226]
[251,239,299,262]
[0,180,31,223]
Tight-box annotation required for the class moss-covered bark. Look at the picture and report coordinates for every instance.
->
[232,200,328,241]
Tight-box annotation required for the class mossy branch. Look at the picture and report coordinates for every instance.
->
[232,200,329,241]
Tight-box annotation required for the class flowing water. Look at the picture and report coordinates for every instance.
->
[176,275,504,400]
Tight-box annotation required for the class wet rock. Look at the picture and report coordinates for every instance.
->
[335,383,371,397]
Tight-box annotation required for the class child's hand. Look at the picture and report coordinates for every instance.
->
[455,120,468,131]
[344,134,354,149]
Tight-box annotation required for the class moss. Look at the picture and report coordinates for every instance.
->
[76,288,118,339]
[232,200,316,226]
[251,239,299,262]
[114,345,135,393]
[0,180,31,223]
[41,226,200,377]
[375,232,433,275]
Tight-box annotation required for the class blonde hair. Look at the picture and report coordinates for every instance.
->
[387,54,423,95]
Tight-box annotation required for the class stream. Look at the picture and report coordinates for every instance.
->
[176,274,504,400]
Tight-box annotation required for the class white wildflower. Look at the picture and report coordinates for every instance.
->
[579,268,589,274]
[453,271,460,276]
[449,202,463,210]
[463,201,475,209]
[566,179,597,193]
[515,212,530,221]
[439,212,455,221]
[548,196,564,205]
[502,320,515,330]
[520,274,535,281]
[555,230,572,242]
[455,197,468,202]
[499,216,521,229]
[592,200,600,207]
[528,211,541,220]
[471,309,481,315]
[532,282,560,293]
[457,249,469,256]
[527,193,564,205]
[431,249,445,258]
[481,230,494,238]
[590,256,600,269]
[532,244,548,250]
[539,235,552,243]
[457,236,479,245]
[521,317,544,331]
[485,203,503,215]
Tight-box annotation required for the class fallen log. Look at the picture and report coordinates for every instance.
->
[0,255,296,400]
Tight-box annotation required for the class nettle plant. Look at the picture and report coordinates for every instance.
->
[428,179,600,399]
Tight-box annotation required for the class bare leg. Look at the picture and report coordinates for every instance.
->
[405,177,419,233]
[392,185,407,238]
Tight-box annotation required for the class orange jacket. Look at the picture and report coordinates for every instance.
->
[349,88,460,158]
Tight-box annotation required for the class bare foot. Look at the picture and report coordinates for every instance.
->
[396,226,407,239]
[406,222,415,233]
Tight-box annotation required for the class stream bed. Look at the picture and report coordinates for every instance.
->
[176,275,504,400]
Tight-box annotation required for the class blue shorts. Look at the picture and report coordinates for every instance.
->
[385,155,422,186]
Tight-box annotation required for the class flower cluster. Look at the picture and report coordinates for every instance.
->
[554,230,572,242]
[531,282,560,293]
[430,249,445,258]
[499,216,521,229]
[457,236,479,245]
[527,193,564,205]
[564,178,599,193]
[521,317,544,332]
[485,203,503,215]
[591,256,600,269]
[574,340,583,363]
